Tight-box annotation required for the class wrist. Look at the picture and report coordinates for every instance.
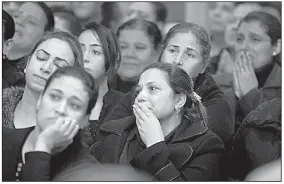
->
[34,137,51,154]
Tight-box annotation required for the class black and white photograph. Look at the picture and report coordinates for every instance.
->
[2,1,282,181]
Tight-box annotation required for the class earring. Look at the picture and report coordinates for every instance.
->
[273,52,276,56]
[175,107,180,113]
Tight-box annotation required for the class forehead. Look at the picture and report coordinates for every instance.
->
[129,2,155,14]
[18,2,47,21]
[119,29,152,45]
[36,38,75,65]
[46,76,89,101]
[238,21,268,36]
[139,68,169,85]
[167,32,202,52]
[78,30,102,46]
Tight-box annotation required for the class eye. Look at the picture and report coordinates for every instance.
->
[149,86,158,91]
[252,37,261,42]
[92,49,101,55]
[70,103,81,110]
[136,45,146,50]
[120,45,127,50]
[186,52,194,58]
[168,47,176,53]
[49,93,61,101]
[236,36,244,43]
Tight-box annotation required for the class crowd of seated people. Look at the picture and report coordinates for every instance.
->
[2,1,281,181]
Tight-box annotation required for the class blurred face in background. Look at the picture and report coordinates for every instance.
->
[208,2,235,34]
[126,2,156,23]
[225,3,262,47]
[3,1,22,15]
[12,2,47,51]
[71,2,101,20]
[235,21,275,70]
[118,29,159,81]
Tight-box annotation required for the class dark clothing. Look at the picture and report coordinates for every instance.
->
[104,71,235,143]
[5,56,27,87]
[90,116,224,181]
[206,47,234,75]
[108,72,138,93]
[223,63,281,127]
[2,86,24,129]
[82,89,123,147]
[229,98,281,180]
[2,58,25,89]
[2,127,98,181]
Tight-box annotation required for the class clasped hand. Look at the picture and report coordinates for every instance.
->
[233,51,258,99]
[133,100,165,148]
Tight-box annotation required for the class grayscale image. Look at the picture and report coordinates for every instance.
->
[2,1,281,182]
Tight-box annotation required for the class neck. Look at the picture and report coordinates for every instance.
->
[97,76,109,100]
[8,45,31,60]
[30,126,41,146]
[160,112,182,137]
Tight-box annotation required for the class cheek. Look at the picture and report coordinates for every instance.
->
[161,52,173,64]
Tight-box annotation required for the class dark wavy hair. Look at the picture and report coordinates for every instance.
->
[2,10,15,40]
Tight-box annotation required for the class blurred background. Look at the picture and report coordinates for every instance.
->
[3,1,281,57]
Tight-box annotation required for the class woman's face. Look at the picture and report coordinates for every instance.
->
[25,38,75,92]
[225,3,262,47]
[235,21,274,70]
[208,2,235,33]
[135,68,178,120]
[71,2,100,20]
[161,32,205,78]
[37,76,90,130]
[118,29,158,81]
[78,30,106,80]
[12,2,47,50]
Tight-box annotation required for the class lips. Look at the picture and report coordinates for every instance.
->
[33,74,48,83]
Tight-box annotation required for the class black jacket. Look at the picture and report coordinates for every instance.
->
[2,127,98,181]
[104,71,235,143]
[90,116,224,181]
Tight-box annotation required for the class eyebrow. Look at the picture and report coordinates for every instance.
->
[169,45,199,55]
[90,44,102,48]
[50,89,84,103]
[38,49,69,65]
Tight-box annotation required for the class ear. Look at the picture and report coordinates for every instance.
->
[175,93,187,111]
[273,39,281,56]
[3,39,14,56]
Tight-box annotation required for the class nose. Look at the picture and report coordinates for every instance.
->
[173,53,183,66]
[124,47,136,58]
[136,89,147,103]
[55,100,67,117]
[83,49,90,64]
[40,60,53,74]
[240,39,251,51]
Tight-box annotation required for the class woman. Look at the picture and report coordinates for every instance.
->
[91,62,224,181]
[108,18,162,93]
[105,22,235,144]
[232,11,281,125]
[7,2,54,87]
[3,67,98,181]
[78,22,123,145]
[3,31,84,129]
